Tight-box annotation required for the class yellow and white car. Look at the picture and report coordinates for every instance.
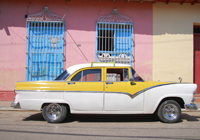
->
[11,62,198,123]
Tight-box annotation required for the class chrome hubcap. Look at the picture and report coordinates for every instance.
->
[163,104,178,120]
[46,104,62,120]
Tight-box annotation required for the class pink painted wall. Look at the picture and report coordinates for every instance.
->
[0,0,152,99]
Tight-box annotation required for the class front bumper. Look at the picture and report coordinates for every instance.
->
[11,101,21,109]
[185,103,198,111]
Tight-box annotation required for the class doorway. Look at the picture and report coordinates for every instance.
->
[194,25,200,93]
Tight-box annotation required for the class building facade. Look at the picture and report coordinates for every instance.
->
[153,3,200,92]
[0,0,200,100]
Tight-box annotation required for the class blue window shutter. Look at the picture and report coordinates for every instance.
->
[26,21,65,81]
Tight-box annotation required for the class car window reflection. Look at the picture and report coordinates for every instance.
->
[71,69,101,82]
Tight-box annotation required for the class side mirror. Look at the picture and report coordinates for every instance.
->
[130,78,136,85]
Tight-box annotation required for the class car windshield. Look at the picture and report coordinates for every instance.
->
[131,68,144,82]
[54,70,70,80]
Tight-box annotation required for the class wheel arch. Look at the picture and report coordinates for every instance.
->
[154,97,185,114]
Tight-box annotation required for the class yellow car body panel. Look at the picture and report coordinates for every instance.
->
[65,82,104,92]
[15,81,65,91]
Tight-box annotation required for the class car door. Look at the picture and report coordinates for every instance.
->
[104,67,144,112]
[64,68,104,111]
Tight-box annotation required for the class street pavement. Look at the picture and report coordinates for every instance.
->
[0,110,200,140]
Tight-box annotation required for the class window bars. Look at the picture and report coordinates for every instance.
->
[96,9,133,66]
[26,7,65,81]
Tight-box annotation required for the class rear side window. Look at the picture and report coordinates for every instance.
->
[71,69,101,82]
[106,68,129,81]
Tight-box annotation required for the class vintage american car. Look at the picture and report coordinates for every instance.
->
[11,62,198,123]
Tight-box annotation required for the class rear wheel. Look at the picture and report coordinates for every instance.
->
[157,100,181,123]
[42,103,67,123]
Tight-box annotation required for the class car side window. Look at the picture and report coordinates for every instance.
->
[130,68,144,82]
[71,69,101,81]
[107,68,129,81]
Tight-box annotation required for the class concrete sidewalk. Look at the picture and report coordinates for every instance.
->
[1,101,200,112]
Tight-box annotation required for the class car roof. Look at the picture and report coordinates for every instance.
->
[66,63,131,75]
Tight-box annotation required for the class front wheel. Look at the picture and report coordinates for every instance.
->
[42,103,67,123]
[157,100,181,123]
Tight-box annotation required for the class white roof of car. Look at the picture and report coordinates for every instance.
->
[66,63,131,75]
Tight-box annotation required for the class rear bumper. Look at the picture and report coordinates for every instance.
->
[11,101,21,109]
[185,103,198,111]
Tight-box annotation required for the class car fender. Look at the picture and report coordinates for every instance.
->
[143,83,196,113]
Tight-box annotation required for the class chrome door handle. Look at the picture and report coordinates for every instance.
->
[68,82,75,85]
[106,82,113,85]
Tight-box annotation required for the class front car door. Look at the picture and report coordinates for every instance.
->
[104,67,144,112]
[64,68,103,111]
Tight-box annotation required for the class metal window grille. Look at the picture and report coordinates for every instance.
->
[96,9,133,65]
[26,7,65,81]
